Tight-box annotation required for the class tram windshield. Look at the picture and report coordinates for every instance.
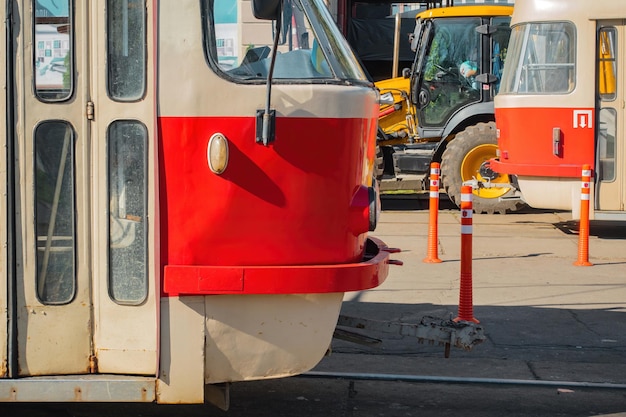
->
[499,22,576,94]
[205,0,370,83]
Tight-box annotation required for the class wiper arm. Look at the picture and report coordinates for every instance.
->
[255,7,282,146]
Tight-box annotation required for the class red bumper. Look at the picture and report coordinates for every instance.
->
[488,158,583,178]
[163,237,393,296]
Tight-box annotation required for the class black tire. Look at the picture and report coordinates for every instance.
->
[440,122,526,214]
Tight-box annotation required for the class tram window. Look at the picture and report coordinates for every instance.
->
[108,121,148,304]
[597,108,616,182]
[34,0,73,101]
[598,27,617,101]
[500,22,576,94]
[107,0,146,101]
[34,121,76,304]
[204,0,337,80]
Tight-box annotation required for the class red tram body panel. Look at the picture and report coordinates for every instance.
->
[159,115,372,269]
[492,107,595,178]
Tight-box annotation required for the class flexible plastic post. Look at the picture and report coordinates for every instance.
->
[574,164,593,266]
[423,162,442,263]
[455,185,479,323]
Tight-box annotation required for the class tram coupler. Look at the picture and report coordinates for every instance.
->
[334,314,485,357]
[463,178,515,190]
[462,177,525,202]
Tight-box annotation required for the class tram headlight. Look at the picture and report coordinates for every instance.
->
[349,184,379,235]
[207,133,229,174]
[369,180,380,231]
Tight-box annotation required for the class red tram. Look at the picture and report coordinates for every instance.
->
[492,0,626,220]
[0,0,390,407]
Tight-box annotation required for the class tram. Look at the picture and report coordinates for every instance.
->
[0,0,390,408]
[491,0,626,220]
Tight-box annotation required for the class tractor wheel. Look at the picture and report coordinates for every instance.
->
[440,122,525,214]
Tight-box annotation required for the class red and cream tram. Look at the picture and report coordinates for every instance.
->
[0,0,390,407]
[492,0,626,220]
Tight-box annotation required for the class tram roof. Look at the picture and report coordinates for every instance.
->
[511,0,626,25]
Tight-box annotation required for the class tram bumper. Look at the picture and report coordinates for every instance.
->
[162,236,392,295]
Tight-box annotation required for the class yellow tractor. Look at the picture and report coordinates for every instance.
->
[376,4,524,214]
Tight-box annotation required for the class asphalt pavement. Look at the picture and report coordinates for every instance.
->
[2,196,625,416]
[305,196,626,416]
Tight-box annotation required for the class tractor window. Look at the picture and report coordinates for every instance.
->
[500,22,576,94]
[491,16,511,95]
[417,17,482,127]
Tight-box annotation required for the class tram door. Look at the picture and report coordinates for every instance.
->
[7,0,158,377]
[596,22,626,213]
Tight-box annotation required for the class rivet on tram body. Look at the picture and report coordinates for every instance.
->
[207,133,229,174]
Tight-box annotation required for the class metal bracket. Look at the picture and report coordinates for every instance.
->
[475,73,498,85]
[335,314,486,357]
[256,109,276,146]
[463,178,514,189]
[205,382,230,411]
[476,23,497,35]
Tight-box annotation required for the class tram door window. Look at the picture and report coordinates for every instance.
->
[596,22,625,212]
[107,121,148,304]
[34,1,72,101]
[34,121,76,304]
[107,0,146,100]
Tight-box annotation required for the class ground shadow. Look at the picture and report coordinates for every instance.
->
[554,220,626,239]
[381,194,566,216]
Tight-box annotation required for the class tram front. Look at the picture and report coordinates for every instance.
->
[156,0,392,405]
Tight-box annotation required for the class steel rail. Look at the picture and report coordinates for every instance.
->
[301,371,626,390]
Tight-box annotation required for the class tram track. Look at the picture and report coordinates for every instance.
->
[300,371,626,391]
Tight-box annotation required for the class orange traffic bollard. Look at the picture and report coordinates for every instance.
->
[454,185,479,324]
[574,164,593,266]
[423,162,442,263]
